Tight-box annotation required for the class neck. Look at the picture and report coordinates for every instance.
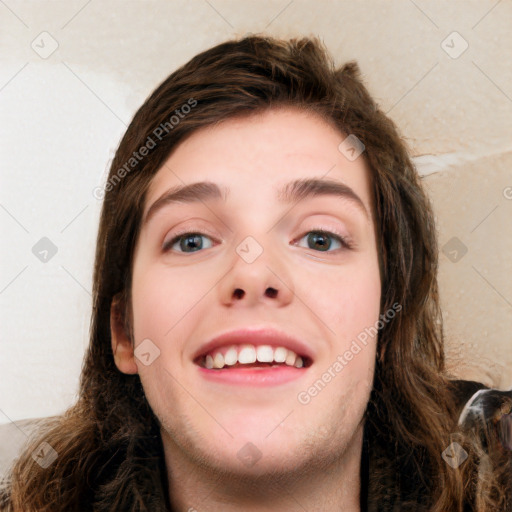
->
[162,424,364,512]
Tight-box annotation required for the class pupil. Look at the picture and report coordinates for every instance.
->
[308,232,330,251]
[181,234,202,252]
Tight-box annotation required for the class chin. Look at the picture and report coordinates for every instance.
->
[202,442,311,480]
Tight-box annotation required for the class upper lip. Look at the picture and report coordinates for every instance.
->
[193,327,315,364]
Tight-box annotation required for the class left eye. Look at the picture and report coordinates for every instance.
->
[294,230,350,252]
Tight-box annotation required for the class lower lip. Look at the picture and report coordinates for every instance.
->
[196,365,308,387]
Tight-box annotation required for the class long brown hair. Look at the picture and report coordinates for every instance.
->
[3,35,510,511]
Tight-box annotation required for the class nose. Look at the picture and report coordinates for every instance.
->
[217,237,295,308]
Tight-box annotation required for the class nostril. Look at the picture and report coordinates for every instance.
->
[233,289,244,299]
[265,287,277,298]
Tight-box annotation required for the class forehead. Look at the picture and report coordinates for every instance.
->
[144,107,374,219]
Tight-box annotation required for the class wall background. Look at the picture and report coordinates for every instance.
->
[1,0,511,428]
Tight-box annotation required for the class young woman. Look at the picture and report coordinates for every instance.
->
[2,35,510,511]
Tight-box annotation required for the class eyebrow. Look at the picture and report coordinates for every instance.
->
[142,178,369,226]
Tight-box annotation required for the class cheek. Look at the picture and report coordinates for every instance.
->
[131,262,203,341]
[312,332,376,428]
[129,263,209,389]
[304,259,381,340]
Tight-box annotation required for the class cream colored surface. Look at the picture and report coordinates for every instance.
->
[425,151,512,389]
[0,0,510,427]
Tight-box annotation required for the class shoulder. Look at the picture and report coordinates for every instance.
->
[449,379,512,454]
[447,378,489,408]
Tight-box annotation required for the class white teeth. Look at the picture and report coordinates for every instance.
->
[273,346,287,363]
[224,346,238,366]
[238,346,256,364]
[213,353,225,369]
[256,345,274,363]
[202,344,308,369]
[285,350,297,366]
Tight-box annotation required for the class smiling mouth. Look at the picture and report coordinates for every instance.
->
[194,344,313,370]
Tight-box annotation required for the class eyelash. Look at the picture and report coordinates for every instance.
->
[162,228,354,253]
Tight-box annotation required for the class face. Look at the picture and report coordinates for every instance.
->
[112,107,382,478]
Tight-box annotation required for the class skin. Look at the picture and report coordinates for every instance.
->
[111,107,382,511]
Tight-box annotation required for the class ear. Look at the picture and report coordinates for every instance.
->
[110,293,138,374]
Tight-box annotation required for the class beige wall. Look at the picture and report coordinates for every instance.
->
[426,151,512,388]
[1,0,510,423]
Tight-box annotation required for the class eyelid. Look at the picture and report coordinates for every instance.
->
[295,218,353,243]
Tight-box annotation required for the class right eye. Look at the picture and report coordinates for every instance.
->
[162,232,216,253]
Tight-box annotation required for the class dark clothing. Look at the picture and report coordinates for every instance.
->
[362,379,512,511]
